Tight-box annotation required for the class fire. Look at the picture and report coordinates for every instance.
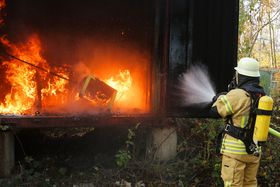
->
[0,0,5,8]
[41,66,69,97]
[105,70,132,102]
[0,0,70,114]
[0,0,5,26]
[1,0,149,114]
[0,33,147,114]
[0,34,69,114]
[76,44,150,112]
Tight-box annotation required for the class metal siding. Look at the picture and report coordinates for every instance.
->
[167,0,239,116]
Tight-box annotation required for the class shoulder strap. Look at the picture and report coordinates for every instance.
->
[244,91,261,129]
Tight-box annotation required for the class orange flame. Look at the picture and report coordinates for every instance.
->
[0,34,69,114]
[0,0,5,26]
[1,2,149,114]
[105,69,132,102]
[0,0,5,8]
[75,43,151,112]
[0,34,149,114]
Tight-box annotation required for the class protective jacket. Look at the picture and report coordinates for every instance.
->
[213,89,252,155]
[212,74,265,155]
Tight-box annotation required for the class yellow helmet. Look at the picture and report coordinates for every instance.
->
[234,57,260,77]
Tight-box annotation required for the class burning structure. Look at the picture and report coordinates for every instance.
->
[0,0,238,118]
[0,0,152,116]
[0,0,239,176]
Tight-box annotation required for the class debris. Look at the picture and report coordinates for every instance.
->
[79,75,117,110]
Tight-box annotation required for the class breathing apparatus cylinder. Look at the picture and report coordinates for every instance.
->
[253,95,273,142]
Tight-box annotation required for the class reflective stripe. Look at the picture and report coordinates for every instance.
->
[241,116,245,128]
[221,138,247,154]
[225,181,232,187]
[224,138,245,145]
[221,96,234,115]
[223,143,246,150]
[221,147,247,154]
[240,115,249,128]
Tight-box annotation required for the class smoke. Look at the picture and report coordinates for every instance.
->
[178,63,216,107]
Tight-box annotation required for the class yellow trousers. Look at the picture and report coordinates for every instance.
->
[221,153,260,187]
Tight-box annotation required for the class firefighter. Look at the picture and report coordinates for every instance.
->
[209,57,266,186]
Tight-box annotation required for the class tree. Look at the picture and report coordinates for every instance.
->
[239,0,280,68]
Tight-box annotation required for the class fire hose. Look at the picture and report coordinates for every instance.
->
[269,127,280,139]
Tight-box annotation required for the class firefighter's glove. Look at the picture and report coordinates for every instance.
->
[212,92,227,103]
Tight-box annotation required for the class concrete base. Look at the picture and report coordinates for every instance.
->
[146,127,177,161]
[0,131,15,177]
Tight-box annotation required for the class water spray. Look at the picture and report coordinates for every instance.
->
[178,63,216,107]
[178,63,280,139]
